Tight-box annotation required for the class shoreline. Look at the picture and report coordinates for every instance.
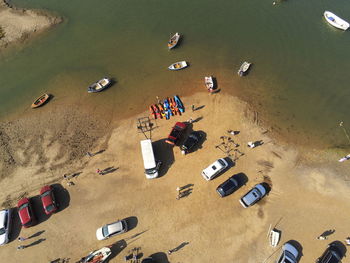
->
[0,0,62,51]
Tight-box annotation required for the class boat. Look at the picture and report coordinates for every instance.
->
[168,61,188,71]
[31,93,50,108]
[168,32,180,49]
[163,99,171,119]
[158,103,166,119]
[82,247,111,263]
[269,228,281,247]
[238,62,251,76]
[174,95,185,113]
[339,154,350,162]
[324,11,349,31]
[205,76,214,92]
[149,106,157,119]
[87,78,111,93]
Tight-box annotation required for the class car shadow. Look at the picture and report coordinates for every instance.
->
[31,195,51,224]
[233,172,248,186]
[124,216,138,231]
[149,252,170,263]
[152,139,174,178]
[51,184,70,212]
[105,239,127,263]
[224,157,235,169]
[9,208,22,242]
[287,240,303,261]
[329,241,346,259]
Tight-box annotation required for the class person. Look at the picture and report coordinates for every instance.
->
[86,152,93,157]
[191,105,195,112]
[346,237,350,245]
[188,118,193,124]
[18,237,26,242]
[247,142,255,148]
[96,169,102,175]
[17,245,25,250]
[317,235,327,240]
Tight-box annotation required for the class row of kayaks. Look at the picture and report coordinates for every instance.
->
[149,95,185,120]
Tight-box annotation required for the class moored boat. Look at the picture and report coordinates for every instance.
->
[87,78,111,93]
[168,61,188,71]
[324,11,349,31]
[82,246,111,263]
[31,93,50,108]
[168,32,180,49]
[204,76,214,92]
[238,62,251,76]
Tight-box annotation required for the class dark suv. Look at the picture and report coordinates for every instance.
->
[316,243,342,263]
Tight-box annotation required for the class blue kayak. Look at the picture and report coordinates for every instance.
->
[174,95,185,113]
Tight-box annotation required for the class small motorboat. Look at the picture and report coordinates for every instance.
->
[82,247,111,263]
[238,62,251,76]
[204,76,214,92]
[324,11,349,31]
[87,78,111,93]
[168,61,188,71]
[269,228,281,247]
[31,93,50,108]
[168,32,180,49]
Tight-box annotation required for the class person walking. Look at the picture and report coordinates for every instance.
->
[18,236,27,242]
[96,169,102,175]
[191,104,195,112]
[17,245,25,250]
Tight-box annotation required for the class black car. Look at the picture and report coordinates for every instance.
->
[181,131,202,154]
[216,175,239,197]
[316,244,342,263]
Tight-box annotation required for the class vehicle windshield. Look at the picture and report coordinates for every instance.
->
[41,191,51,197]
[146,168,157,174]
[222,181,234,190]
[0,227,5,235]
[19,203,28,211]
[218,159,225,166]
[46,204,55,212]
[102,225,109,237]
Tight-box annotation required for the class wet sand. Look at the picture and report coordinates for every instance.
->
[0,91,350,263]
[0,0,61,51]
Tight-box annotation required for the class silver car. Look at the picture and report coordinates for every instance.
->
[276,242,299,263]
[96,219,128,240]
[239,183,267,208]
[0,209,11,245]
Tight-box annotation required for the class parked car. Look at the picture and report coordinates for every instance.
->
[216,175,239,197]
[316,243,342,263]
[239,183,266,208]
[96,219,128,240]
[17,198,36,228]
[0,209,11,245]
[40,185,58,215]
[276,242,299,263]
[181,131,203,154]
[165,122,187,145]
[201,158,229,181]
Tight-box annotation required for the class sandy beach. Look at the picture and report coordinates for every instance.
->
[0,90,350,263]
[0,0,61,50]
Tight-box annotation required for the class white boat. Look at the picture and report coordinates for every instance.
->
[269,228,281,247]
[168,32,180,49]
[339,154,350,162]
[238,62,251,76]
[87,78,111,93]
[168,61,188,70]
[324,11,349,31]
[83,247,111,263]
[204,76,214,92]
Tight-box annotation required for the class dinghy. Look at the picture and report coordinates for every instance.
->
[168,32,180,49]
[324,11,349,31]
[31,93,50,108]
[269,228,281,247]
[204,76,214,92]
[87,78,111,93]
[168,61,188,71]
[238,62,251,76]
[82,247,111,263]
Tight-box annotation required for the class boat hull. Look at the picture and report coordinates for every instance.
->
[87,78,111,93]
[168,61,188,70]
[168,32,180,49]
[31,93,50,108]
[324,11,349,30]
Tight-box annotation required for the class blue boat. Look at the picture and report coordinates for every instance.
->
[174,95,185,113]
[163,99,172,119]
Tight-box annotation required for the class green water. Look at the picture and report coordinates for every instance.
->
[2,0,350,148]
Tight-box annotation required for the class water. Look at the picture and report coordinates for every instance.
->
[2,0,350,148]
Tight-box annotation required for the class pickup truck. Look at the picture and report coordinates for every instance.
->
[165,122,187,145]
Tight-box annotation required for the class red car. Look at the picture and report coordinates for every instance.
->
[40,185,58,215]
[165,122,187,145]
[17,198,36,228]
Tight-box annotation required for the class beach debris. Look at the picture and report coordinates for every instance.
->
[338,154,350,162]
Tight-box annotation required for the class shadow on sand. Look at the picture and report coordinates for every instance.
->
[152,139,174,177]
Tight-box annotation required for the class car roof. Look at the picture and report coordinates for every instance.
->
[17,199,31,224]
[107,221,123,233]
[241,185,265,206]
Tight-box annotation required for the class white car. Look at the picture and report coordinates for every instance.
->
[96,219,128,240]
[276,242,299,263]
[0,209,11,245]
[201,158,229,181]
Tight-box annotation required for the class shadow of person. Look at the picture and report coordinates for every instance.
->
[102,166,119,175]
[28,230,45,239]
[192,116,203,123]
[25,238,46,248]
[321,229,336,237]
[169,241,190,253]
[194,105,205,111]
[51,184,70,212]
[93,149,105,156]
[253,140,264,147]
